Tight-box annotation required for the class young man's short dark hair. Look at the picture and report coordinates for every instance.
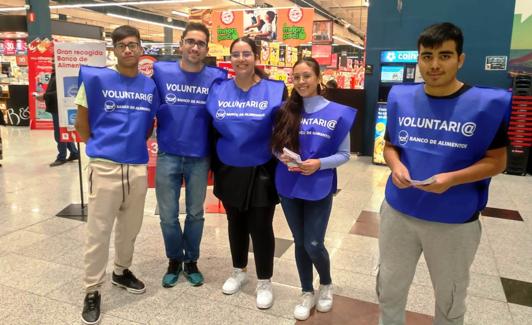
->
[182,22,210,44]
[111,25,141,45]
[417,22,464,55]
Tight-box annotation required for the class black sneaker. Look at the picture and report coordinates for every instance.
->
[184,261,204,286]
[81,291,101,325]
[162,259,182,288]
[67,154,79,161]
[49,159,67,167]
[111,269,146,294]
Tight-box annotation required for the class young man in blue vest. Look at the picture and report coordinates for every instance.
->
[152,23,227,288]
[75,25,158,325]
[378,22,510,325]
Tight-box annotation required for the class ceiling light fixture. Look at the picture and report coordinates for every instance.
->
[0,5,28,12]
[107,13,185,30]
[333,36,364,50]
[51,0,200,9]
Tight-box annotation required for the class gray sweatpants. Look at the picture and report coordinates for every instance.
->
[377,200,481,325]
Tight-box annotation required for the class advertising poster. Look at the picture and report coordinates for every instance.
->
[312,20,333,44]
[28,38,54,130]
[212,7,313,47]
[212,10,244,47]
[373,102,388,165]
[54,41,106,142]
[312,45,332,66]
[277,7,314,47]
[3,39,16,55]
[509,0,532,74]
[243,9,278,42]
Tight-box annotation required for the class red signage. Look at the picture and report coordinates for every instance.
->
[311,45,332,65]
[28,38,54,130]
[3,39,16,55]
[16,55,28,66]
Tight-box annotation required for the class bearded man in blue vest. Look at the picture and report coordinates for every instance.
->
[75,25,158,325]
[152,22,227,288]
[377,22,510,325]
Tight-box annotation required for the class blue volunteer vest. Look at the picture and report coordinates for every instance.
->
[206,78,285,167]
[79,66,158,164]
[275,102,356,200]
[153,61,227,157]
[385,84,511,223]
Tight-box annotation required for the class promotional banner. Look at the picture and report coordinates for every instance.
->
[28,38,54,130]
[212,7,314,47]
[212,10,244,47]
[312,44,332,65]
[312,20,333,44]
[277,7,314,47]
[54,41,106,142]
[243,8,278,42]
[509,0,532,74]
[3,39,16,55]
[372,102,388,165]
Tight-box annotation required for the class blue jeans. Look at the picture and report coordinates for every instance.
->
[51,111,78,160]
[280,194,333,292]
[156,152,209,262]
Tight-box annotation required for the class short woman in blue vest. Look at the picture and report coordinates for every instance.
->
[271,58,356,321]
[206,37,286,310]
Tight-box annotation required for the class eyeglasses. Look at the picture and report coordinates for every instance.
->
[293,74,315,83]
[114,42,140,51]
[230,51,254,59]
[183,38,207,49]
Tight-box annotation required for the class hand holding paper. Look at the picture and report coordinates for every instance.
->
[282,147,302,164]
[410,176,435,186]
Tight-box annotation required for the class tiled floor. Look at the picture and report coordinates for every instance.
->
[1,126,532,324]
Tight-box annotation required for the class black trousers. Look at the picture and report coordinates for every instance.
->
[225,204,276,279]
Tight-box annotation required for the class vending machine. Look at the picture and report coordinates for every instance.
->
[373,50,420,164]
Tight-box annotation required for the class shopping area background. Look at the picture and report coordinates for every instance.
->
[0,0,532,324]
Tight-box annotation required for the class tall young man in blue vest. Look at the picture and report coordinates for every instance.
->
[75,25,158,325]
[378,22,510,325]
[152,22,227,288]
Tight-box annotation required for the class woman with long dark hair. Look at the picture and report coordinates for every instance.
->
[271,57,357,320]
[206,37,285,310]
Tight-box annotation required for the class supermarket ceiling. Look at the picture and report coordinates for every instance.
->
[0,0,367,44]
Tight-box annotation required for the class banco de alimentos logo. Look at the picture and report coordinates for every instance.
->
[398,130,409,145]
[216,109,226,120]
[104,100,116,112]
[165,93,177,104]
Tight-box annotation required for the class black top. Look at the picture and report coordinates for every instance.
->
[43,72,58,114]
[384,84,509,149]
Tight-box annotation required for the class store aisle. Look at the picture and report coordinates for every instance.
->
[0,127,531,324]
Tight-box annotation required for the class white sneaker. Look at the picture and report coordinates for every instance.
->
[256,279,274,309]
[293,292,315,320]
[222,268,247,295]
[316,284,333,312]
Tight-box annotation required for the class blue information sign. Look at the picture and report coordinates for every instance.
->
[380,50,418,63]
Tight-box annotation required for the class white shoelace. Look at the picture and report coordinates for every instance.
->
[299,292,315,307]
[256,280,271,291]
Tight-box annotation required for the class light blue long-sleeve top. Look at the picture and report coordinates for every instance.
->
[303,96,351,170]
